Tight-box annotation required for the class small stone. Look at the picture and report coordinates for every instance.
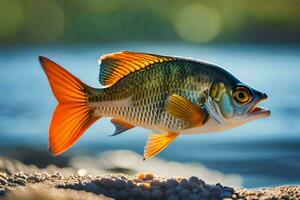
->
[166,179,179,189]
[7,177,14,183]
[174,185,182,192]
[85,183,100,193]
[118,190,128,199]
[198,189,210,198]
[144,173,155,180]
[151,185,162,191]
[180,189,191,197]
[115,179,127,190]
[150,179,162,186]
[27,175,41,183]
[54,171,64,179]
[0,188,5,196]
[168,194,179,200]
[138,183,151,190]
[224,186,235,194]
[14,178,26,186]
[142,190,151,200]
[41,172,51,179]
[130,187,141,197]
[190,182,200,189]
[152,189,164,199]
[189,176,205,186]
[127,180,135,188]
[109,188,118,197]
[209,196,218,200]
[180,178,189,189]
[0,173,8,180]
[188,194,200,200]
[15,172,27,179]
[221,191,233,198]
[165,189,176,197]
[137,173,145,180]
[189,176,199,183]
[0,177,7,186]
[132,178,142,183]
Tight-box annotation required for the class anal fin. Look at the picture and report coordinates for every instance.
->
[143,132,179,160]
[110,118,135,136]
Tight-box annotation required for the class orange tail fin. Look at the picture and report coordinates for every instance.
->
[39,56,100,156]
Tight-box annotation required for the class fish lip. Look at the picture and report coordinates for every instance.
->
[247,94,271,118]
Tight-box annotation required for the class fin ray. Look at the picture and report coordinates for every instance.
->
[110,118,135,136]
[98,51,175,86]
[143,132,179,160]
[166,94,208,127]
[40,56,100,156]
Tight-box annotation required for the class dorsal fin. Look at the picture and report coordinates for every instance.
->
[98,51,175,86]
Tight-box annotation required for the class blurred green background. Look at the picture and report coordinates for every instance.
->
[1,0,300,45]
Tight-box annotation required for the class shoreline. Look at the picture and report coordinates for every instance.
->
[1,157,299,200]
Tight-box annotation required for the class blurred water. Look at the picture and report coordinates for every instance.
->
[0,43,300,188]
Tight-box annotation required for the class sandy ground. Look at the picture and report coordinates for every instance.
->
[0,157,299,200]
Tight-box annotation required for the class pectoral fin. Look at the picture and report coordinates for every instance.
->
[110,118,135,136]
[166,94,208,127]
[143,132,179,160]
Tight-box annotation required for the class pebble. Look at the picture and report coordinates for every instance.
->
[0,188,5,196]
[180,189,191,197]
[166,179,179,189]
[152,189,164,199]
[191,188,198,194]
[15,172,28,180]
[118,190,128,199]
[85,182,100,194]
[1,167,299,200]
[127,180,135,188]
[0,177,7,186]
[144,173,155,180]
[180,178,190,189]
[0,172,8,180]
[142,190,151,200]
[130,187,141,197]
[221,190,233,198]
[174,185,182,192]
[168,194,179,200]
[115,179,126,190]
[27,174,42,183]
[165,189,176,197]
[189,176,206,186]
[188,194,200,200]
[14,177,26,186]
[189,176,199,183]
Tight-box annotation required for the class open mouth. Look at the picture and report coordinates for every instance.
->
[248,94,271,118]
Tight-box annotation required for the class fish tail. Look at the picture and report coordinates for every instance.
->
[39,56,101,156]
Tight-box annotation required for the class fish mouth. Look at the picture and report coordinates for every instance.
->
[248,93,271,118]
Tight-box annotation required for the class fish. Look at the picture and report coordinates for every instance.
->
[39,51,271,160]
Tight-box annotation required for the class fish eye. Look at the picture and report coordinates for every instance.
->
[233,86,251,104]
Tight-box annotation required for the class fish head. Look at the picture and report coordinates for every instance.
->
[207,81,270,126]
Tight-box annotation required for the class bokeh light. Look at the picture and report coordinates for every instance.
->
[174,4,221,43]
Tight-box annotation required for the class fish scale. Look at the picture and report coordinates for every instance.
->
[90,60,213,131]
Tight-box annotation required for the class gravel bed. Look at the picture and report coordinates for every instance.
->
[1,157,299,200]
